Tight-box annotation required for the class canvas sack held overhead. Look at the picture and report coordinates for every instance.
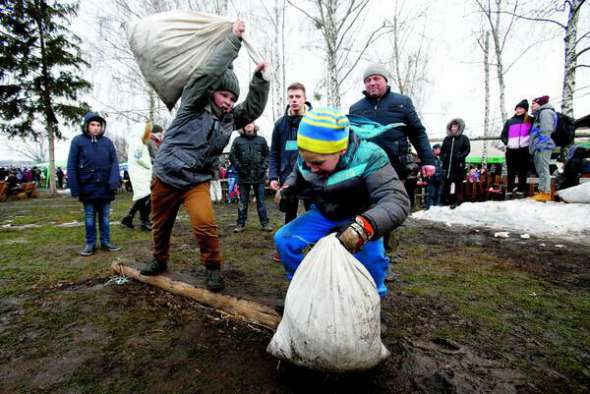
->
[127,11,264,110]
[267,234,390,372]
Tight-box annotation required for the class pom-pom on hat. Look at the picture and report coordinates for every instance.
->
[297,108,350,154]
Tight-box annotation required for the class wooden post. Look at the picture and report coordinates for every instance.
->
[111,261,281,330]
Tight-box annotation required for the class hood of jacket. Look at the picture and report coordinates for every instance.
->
[534,102,555,114]
[446,118,465,136]
[284,101,312,117]
[81,112,107,137]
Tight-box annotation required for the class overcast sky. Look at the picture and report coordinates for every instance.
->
[1,0,589,162]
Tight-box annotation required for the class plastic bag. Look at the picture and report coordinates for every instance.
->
[557,182,590,203]
[267,234,389,372]
[127,11,264,110]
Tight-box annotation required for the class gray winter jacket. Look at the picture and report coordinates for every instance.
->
[284,133,410,237]
[153,33,269,190]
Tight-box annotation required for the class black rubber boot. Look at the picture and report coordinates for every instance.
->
[101,242,121,252]
[121,215,134,229]
[80,244,96,256]
[140,257,167,276]
[205,262,225,292]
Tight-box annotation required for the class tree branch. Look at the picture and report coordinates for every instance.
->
[286,0,320,25]
[338,25,389,84]
[574,45,590,60]
[494,10,566,29]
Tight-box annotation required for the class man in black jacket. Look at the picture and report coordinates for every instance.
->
[349,64,435,250]
[230,122,271,232]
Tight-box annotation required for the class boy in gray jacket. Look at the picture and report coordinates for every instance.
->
[141,20,269,292]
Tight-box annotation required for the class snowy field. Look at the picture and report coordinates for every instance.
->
[412,200,590,242]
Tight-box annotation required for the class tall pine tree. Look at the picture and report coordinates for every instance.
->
[0,0,91,194]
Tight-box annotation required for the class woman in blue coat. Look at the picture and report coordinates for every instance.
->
[67,112,121,256]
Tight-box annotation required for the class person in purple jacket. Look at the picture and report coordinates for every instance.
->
[500,99,532,198]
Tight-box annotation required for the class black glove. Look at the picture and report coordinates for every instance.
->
[278,187,298,212]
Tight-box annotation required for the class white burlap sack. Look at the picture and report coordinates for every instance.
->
[267,234,389,372]
[557,182,590,203]
[127,11,264,110]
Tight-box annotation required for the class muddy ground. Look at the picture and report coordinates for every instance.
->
[0,194,589,393]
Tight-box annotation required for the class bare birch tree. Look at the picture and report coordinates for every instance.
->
[287,0,388,107]
[257,0,288,120]
[12,137,49,163]
[478,31,492,163]
[499,0,589,116]
[474,0,522,124]
[382,0,431,114]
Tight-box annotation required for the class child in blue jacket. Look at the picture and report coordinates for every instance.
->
[274,108,410,297]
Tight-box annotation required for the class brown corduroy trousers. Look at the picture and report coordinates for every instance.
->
[151,177,221,267]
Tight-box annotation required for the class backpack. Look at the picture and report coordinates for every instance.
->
[551,112,576,147]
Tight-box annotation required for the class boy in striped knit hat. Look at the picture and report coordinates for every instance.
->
[273,108,410,298]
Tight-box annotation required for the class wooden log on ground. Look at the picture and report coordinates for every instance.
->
[112,261,281,330]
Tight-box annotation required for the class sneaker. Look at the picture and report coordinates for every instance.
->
[140,221,152,232]
[100,242,121,252]
[120,216,134,229]
[80,244,96,256]
[531,192,552,202]
[205,264,225,292]
[514,191,525,199]
[272,252,281,263]
[140,257,167,276]
[233,225,245,233]
[505,192,512,200]
[261,224,273,232]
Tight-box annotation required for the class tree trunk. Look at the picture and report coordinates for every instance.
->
[561,1,579,117]
[492,0,507,124]
[35,0,57,195]
[482,31,491,165]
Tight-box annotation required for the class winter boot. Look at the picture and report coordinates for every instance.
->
[140,221,152,232]
[233,225,245,233]
[140,257,167,276]
[205,262,225,292]
[261,223,273,232]
[101,242,121,252]
[120,215,134,229]
[80,244,96,256]
[531,192,552,202]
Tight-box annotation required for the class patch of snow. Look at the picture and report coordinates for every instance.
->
[413,200,590,242]
[494,232,510,238]
[520,234,531,239]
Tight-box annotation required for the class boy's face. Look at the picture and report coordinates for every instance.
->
[433,147,441,156]
[300,149,345,177]
[87,121,102,136]
[243,122,256,135]
[212,90,237,113]
[287,89,306,112]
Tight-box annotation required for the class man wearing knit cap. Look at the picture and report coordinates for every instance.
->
[140,19,270,292]
[529,95,556,202]
[274,108,410,298]
[349,64,435,249]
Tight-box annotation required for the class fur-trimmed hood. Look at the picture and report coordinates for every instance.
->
[446,118,465,136]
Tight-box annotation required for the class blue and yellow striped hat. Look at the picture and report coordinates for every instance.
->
[297,108,350,154]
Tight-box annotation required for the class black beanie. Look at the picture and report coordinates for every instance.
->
[515,99,529,111]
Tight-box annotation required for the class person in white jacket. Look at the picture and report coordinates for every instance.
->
[121,122,154,231]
